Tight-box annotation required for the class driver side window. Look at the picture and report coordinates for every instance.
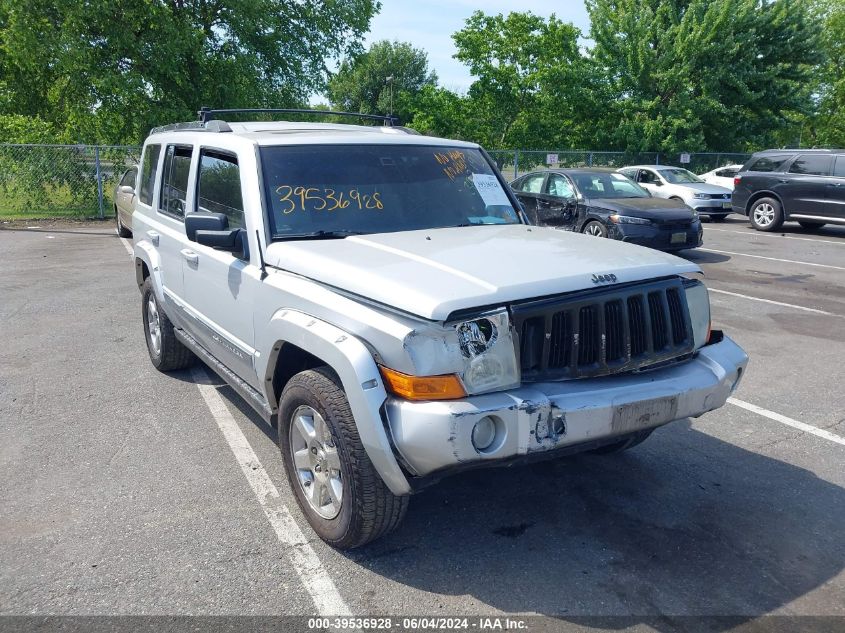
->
[546,174,575,199]
[638,170,658,184]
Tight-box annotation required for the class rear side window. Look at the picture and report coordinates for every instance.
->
[789,154,833,176]
[159,145,193,219]
[520,174,545,194]
[746,155,792,172]
[139,144,161,206]
[834,156,845,177]
[197,151,245,229]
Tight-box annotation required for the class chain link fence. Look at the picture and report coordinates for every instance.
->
[0,144,753,218]
[0,144,141,219]
[488,150,752,181]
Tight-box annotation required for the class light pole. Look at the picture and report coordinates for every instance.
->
[385,76,394,116]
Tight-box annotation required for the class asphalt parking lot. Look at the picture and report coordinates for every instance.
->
[1,217,844,630]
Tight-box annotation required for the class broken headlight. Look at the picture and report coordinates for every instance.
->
[453,310,520,395]
[682,278,711,349]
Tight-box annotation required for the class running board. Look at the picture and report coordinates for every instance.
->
[175,328,275,424]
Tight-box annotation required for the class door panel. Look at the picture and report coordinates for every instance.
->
[181,150,258,387]
[825,156,845,221]
[781,154,833,216]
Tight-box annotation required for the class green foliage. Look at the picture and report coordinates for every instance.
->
[450,11,591,149]
[327,40,437,123]
[811,0,845,146]
[0,114,57,143]
[0,0,379,144]
[586,0,822,153]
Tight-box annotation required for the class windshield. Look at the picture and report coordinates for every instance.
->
[571,172,650,199]
[259,145,521,239]
[658,168,704,184]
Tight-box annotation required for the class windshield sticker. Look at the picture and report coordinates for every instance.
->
[433,150,469,181]
[275,185,383,214]
[472,173,511,207]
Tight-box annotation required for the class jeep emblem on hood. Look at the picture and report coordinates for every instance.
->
[592,273,618,284]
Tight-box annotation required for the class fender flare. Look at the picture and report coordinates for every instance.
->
[257,309,412,496]
[134,240,164,303]
[746,190,784,216]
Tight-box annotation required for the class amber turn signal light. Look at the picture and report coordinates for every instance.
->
[379,366,467,401]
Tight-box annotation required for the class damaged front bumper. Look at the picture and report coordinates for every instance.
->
[384,334,747,478]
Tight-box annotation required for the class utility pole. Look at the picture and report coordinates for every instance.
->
[385,76,394,116]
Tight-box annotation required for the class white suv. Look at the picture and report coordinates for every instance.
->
[131,109,747,548]
[619,165,734,221]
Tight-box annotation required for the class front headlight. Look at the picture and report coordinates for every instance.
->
[609,214,651,225]
[453,310,520,394]
[683,279,711,349]
[691,210,700,221]
[693,193,709,200]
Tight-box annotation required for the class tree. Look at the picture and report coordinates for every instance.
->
[451,11,591,150]
[0,0,379,144]
[586,0,822,154]
[326,40,436,123]
[811,0,845,146]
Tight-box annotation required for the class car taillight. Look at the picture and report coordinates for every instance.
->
[734,175,742,187]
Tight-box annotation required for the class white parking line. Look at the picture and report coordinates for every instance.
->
[705,227,845,246]
[699,247,845,271]
[191,366,353,617]
[728,397,845,447]
[708,287,838,316]
[115,230,133,259]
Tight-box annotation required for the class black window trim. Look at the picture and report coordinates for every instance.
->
[138,143,162,208]
[157,143,194,222]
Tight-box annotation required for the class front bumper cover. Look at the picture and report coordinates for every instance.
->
[385,335,747,478]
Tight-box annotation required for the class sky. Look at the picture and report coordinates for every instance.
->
[325,1,591,98]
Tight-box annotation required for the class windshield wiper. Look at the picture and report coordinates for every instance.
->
[276,230,366,241]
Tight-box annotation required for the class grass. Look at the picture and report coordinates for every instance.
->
[0,181,116,220]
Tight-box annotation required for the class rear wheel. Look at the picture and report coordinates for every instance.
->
[115,205,131,238]
[798,221,826,230]
[141,278,194,371]
[749,197,783,232]
[279,367,408,549]
[583,221,608,238]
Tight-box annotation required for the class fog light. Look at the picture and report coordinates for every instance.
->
[472,416,497,451]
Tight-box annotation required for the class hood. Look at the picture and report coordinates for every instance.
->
[671,181,732,195]
[264,225,700,321]
[589,196,696,222]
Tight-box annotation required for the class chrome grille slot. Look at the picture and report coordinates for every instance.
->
[512,278,694,382]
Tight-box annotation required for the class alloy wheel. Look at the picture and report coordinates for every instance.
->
[289,405,343,519]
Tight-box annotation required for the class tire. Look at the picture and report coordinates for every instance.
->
[141,278,195,371]
[749,197,784,232]
[591,429,654,454]
[798,221,826,230]
[583,220,608,238]
[115,206,132,238]
[279,367,408,549]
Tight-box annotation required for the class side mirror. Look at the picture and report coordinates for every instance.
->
[185,212,250,259]
[119,185,135,194]
[653,181,663,187]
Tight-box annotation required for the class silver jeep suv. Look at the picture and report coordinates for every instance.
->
[132,109,748,548]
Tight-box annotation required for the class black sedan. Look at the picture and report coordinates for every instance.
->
[510,169,703,251]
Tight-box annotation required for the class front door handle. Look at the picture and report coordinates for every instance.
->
[181,249,198,265]
[146,230,160,247]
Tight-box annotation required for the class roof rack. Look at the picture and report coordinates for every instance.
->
[198,106,400,127]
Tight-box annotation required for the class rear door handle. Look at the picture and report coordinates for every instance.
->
[180,249,198,265]
[146,230,160,247]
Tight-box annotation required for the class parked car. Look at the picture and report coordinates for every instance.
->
[732,149,845,231]
[618,165,733,221]
[131,108,747,548]
[114,166,137,237]
[510,169,702,251]
[699,164,744,190]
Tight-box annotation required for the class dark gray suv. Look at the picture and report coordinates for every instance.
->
[732,149,845,231]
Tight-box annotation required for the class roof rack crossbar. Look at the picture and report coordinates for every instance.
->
[197,107,399,127]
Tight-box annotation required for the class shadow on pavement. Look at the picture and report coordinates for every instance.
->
[343,422,844,627]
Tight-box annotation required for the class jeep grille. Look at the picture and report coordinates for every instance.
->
[513,279,693,381]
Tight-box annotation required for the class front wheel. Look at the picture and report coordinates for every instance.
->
[279,367,408,549]
[583,220,608,238]
[749,197,783,231]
